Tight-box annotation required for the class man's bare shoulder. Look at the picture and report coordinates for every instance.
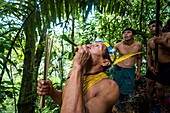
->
[162,32,170,38]
[116,41,123,45]
[134,41,142,46]
[98,78,119,101]
[85,78,119,113]
[100,79,119,92]
[134,41,142,50]
[163,31,170,35]
[147,37,154,43]
[114,41,123,48]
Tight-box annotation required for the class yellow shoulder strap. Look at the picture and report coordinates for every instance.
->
[113,52,143,65]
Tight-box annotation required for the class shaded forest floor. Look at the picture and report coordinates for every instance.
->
[112,77,170,113]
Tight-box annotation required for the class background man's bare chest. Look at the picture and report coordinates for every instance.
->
[120,44,139,54]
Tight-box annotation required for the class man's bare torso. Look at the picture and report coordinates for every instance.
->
[83,78,114,113]
[64,77,117,113]
[115,41,142,67]
[148,32,170,63]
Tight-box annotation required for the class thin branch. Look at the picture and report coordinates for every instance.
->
[139,0,144,31]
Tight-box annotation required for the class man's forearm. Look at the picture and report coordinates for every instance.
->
[50,87,62,106]
[147,56,152,67]
[61,67,85,113]
[137,59,142,73]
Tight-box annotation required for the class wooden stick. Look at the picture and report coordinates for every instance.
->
[40,35,53,109]
[155,0,160,72]
[48,38,53,66]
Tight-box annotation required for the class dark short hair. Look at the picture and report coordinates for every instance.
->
[166,19,170,26]
[122,28,136,35]
[148,20,162,26]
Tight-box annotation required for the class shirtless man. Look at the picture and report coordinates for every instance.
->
[146,20,165,101]
[147,20,170,86]
[113,28,142,112]
[37,41,119,113]
[114,28,142,94]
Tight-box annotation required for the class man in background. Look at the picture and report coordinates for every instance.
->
[113,28,142,112]
[146,20,165,103]
[146,20,170,112]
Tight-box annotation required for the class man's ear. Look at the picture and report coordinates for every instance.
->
[101,59,111,67]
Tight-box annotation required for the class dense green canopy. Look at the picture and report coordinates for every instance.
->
[0,0,169,112]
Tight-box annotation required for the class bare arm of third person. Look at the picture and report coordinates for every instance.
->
[154,33,170,49]
[146,39,156,75]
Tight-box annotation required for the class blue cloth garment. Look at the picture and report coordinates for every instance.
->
[114,65,135,95]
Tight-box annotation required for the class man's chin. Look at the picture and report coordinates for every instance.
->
[151,33,156,36]
[124,38,131,41]
[150,31,156,35]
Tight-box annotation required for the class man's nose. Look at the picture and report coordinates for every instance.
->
[86,44,91,49]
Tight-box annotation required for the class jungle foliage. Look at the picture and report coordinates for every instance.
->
[0,0,169,112]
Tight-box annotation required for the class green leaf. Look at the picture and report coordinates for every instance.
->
[61,35,77,46]
[3,43,11,50]
[0,52,5,59]
[0,40,5,44]
[115,2,120,13]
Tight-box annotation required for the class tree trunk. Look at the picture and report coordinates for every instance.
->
[17,12,36,113]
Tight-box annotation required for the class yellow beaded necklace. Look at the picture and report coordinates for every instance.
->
[83,72,109,95]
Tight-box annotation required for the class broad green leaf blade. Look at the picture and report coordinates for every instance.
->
[61,35,77,46]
